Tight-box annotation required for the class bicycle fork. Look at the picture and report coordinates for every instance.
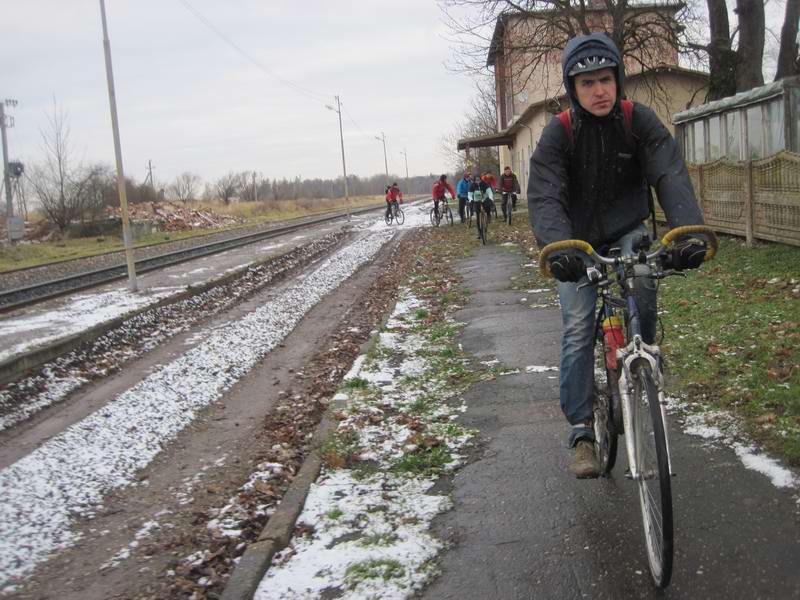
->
[618,336,675,479]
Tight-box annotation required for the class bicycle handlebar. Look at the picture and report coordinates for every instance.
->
[538,225,719,279]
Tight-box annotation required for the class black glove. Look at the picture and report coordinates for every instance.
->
[548,250,585,282]
[666,237,707,270]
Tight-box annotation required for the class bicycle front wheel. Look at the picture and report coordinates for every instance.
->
[445,206,454,225]
[478,212,487,245]
[385,211,392,226]
[593,371,618,475]
[631,361,673,588]
[395,207,405,225]
[430,207,440,226]
[505,199,513,225]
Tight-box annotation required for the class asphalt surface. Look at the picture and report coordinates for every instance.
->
[424,244,800,600]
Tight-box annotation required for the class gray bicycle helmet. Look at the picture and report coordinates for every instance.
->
[567,54,617,76]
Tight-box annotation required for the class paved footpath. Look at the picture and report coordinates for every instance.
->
[424,244,800,600]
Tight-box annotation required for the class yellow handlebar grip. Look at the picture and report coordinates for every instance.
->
[661,225,719,261]
[538,239,595,278]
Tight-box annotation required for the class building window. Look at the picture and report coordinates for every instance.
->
[746,105,764,158]
[765,99,785,155]
[708,115,721,160]
[726,111,741,160]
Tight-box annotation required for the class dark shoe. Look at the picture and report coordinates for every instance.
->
[569,440,600,479]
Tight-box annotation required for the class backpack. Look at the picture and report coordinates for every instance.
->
[557,99,657,239]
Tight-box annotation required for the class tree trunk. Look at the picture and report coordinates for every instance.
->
[775,0,800,80]
[735,0,766,92]
[706,0,737,100]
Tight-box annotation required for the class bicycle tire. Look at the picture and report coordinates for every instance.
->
[631,361,673,588]
[593,369,619,475]
[467,204,473,228]
[445,206,454,225]
[430,206,440,226]
[384,211,392,226]
[478,211,487,245]
[505,198,513,226]
[395,207,405,225]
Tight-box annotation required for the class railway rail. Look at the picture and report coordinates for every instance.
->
[0,203,388,313]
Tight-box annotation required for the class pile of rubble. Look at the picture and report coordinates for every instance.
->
[108,202,240,232]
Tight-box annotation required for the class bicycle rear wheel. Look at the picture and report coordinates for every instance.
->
[395,207,405,225]
[631,361,673,588]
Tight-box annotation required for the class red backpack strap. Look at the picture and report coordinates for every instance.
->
[557,110,573,147]
[621,99,634,145]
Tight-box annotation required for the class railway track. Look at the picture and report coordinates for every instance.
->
[0,203,386,313]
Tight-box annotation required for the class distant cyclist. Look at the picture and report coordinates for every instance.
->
[431,174,456,217]
[468,176,493,239]
[500,166,521,219]
[456,171,471,223]
[385,182,403,220]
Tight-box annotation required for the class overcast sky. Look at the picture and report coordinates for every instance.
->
[3,0,478,187]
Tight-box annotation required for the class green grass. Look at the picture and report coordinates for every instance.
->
[658,235,800,464]
[325,507,344,520]
[343,377,369,389]
[391,445,453,475]
[344,559,405,587]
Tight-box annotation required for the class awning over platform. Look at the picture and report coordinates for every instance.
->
[457,131,515,151]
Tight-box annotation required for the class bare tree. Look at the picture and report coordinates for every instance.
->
[735,0,766,90]
[443,76,501,175]
[775,0,799,80]
[27,100,94,234]
[214,172,243,205]
[169,172,202,203]
[439,0,702,109]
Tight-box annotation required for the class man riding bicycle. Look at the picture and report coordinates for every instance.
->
[500,166,521,218]
[468,176,494,239]
[431,174,456,217]
[527,33,708,478]
[385,182,403,221]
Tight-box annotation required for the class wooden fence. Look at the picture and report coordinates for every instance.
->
[655,150,800,247]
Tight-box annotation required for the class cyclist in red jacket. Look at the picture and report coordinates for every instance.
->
[385,182,403,220]
[431,174,456,215]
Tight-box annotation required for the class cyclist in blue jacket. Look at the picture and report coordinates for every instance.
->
[456,172,471,223]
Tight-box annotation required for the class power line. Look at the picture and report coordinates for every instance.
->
[177,0,330,104]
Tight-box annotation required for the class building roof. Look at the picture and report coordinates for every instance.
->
[673,76,800,123]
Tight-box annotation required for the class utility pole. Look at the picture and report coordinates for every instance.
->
[0,100,15,244]
[145,159,155,192]
[100,0,137,292]
[253,172,258,203]
[375,131,388,180]
[399,148,409,193]
[326,95,350,221]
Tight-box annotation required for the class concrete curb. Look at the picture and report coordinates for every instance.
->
[220,405,340,600]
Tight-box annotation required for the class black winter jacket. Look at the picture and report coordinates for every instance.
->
[527,32,704,249]
[527,103,704,248]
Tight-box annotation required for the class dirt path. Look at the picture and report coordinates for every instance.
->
[7,227,426,599]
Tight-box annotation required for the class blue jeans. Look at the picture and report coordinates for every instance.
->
[558,224,648,447]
